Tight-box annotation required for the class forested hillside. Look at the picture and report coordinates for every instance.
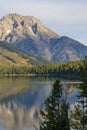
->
[0,59,86,79]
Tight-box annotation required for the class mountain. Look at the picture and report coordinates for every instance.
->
[0,13,87,62]
[50,36,87,62]
[0,41,43,66]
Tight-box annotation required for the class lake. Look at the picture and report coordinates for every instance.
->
[0,77,81,130]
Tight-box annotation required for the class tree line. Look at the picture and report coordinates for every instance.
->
[0,60,85,78]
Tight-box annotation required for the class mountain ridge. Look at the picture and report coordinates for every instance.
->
[0,13,87,62]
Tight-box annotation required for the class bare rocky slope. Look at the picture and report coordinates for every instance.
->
[0,14,87,62]
[0,41,43,66]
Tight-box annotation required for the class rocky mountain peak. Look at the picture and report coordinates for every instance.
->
[0,14,58,42]
[0,14,87,62]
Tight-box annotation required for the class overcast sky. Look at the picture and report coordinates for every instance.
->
[0,0,87,45]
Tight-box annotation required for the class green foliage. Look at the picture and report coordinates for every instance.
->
[70,105,83,130]
[80,59,87,97]
[70,58,87,130]
[0,57,86,80]
[0,60,85,78]
[40,79,70,130]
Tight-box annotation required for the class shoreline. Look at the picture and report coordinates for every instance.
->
[0,74,80,80]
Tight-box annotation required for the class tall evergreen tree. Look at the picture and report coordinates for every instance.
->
[70,58,87,130]
[40,79,70,130]
[80,58,87,130]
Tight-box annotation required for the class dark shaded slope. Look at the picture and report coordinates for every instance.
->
[50,36,87,62]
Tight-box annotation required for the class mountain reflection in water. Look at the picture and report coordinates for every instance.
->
[0,77,80,130]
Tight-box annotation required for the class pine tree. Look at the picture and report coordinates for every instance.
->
[40,79,70,130]
[80,58,87,130]
[70,57,87,130]
[70,104,83,130]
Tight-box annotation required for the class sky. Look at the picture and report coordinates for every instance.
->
[0,0,87,45]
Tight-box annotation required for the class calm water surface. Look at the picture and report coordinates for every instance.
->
[0,77,81,130]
